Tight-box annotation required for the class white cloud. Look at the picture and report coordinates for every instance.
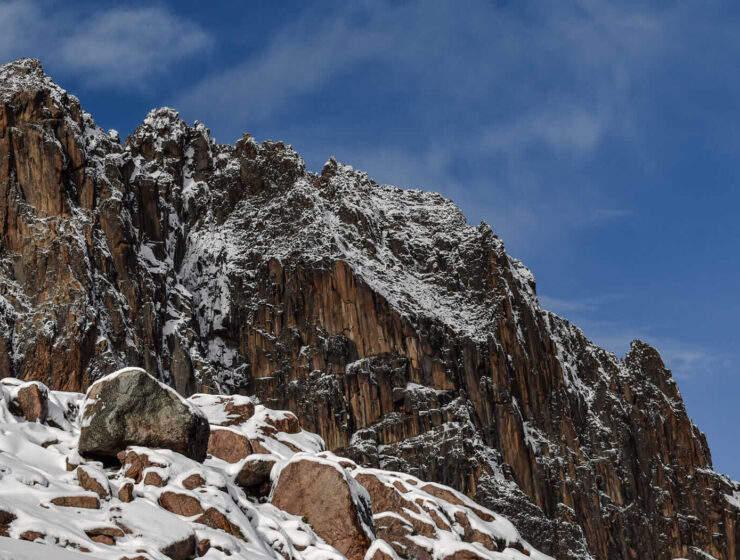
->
[0,2,211,89]
[58,6,212,88]
[480,109,608,157]
[0,1,43,59]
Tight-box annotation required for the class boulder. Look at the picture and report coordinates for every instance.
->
[235,455,276,496]
[50,495,100,509]
[78,368,209,462]
[158,491,204,517]
[207,427,252,463]
[84,526,124,546]
[160,533,196,560]
[181,473,206,490]
[12,382,49,423]
[77,466,109,499]
[271,457,374,560]
[195,508,244,540]
[118,482,134,503]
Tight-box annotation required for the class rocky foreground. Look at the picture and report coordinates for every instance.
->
[0,369,549,560]
[0,57,738,559]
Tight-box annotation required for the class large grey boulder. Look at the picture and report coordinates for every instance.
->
[78,368,210,462]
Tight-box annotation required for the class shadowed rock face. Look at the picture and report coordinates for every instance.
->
[0,58,738,560]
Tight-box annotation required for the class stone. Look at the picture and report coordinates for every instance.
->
[181,473,206,490]
[77,466,109,499]
[263,411,301,434]
[118,482,134,503]
[235,455,276,490]
[143,470,167,487]
[195,508,245,540]
[158,491,204,517]
[118,449,166,483]
[50,495,100,509]
[12,382,49,423]
[0,510,16,537]
[78,368,209,462]
[271,458,373,560]
[207,427,252,463]
[197,538,211,556]
[220,398,255,426]
[84,526,124,546]
[160,533,196,560]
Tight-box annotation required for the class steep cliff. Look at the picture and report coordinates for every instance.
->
[0,58,737,560]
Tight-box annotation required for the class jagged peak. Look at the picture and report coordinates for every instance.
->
[0,57,45,79]
[141,106,185,129]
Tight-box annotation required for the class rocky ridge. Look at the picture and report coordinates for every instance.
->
[0,58,738,559]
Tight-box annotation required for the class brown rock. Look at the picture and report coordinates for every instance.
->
[442,550,488,560]
[235,455,276,491]
[195,507,244,540]
[160,533,196,560]
[20,530,46,542]
[366,543,398,560]
[197,538,211,556]
[248,437,271,454]
[207,427,252,463]
[50,495,100,509]
[143,470,167,487]
[264,411,301,434]
[77,466,109,499]
[13,382,49,423]
[272,458,373,560]
[181,473,206,490]
[118,482,134,502]
[0,510,16,537]
[85,526,124,546]
[221,398,255,426]
[158,491,204,517]
[90,534,115,545]
[118,449,166,483]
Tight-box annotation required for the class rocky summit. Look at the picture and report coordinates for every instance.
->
[0,57,738,560]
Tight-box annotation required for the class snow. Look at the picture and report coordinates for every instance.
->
[0,379,555,560]
[0,537,91,560]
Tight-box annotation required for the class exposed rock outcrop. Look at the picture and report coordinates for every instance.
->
[0,58,737,559]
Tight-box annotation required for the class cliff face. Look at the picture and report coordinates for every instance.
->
[0,58,737,560]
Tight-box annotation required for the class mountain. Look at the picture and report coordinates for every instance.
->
[0,57,737,560]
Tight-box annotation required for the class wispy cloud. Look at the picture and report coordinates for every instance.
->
[480,109,608,157]
[0,0,43,60]
[0,1,212,89]
[59,7,212,88]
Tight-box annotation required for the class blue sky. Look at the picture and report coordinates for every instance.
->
[1,0,738,478]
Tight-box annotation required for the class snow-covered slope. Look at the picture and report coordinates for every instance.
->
[0,375,550,560]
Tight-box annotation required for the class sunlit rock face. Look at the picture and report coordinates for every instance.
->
[0,58,738,560]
